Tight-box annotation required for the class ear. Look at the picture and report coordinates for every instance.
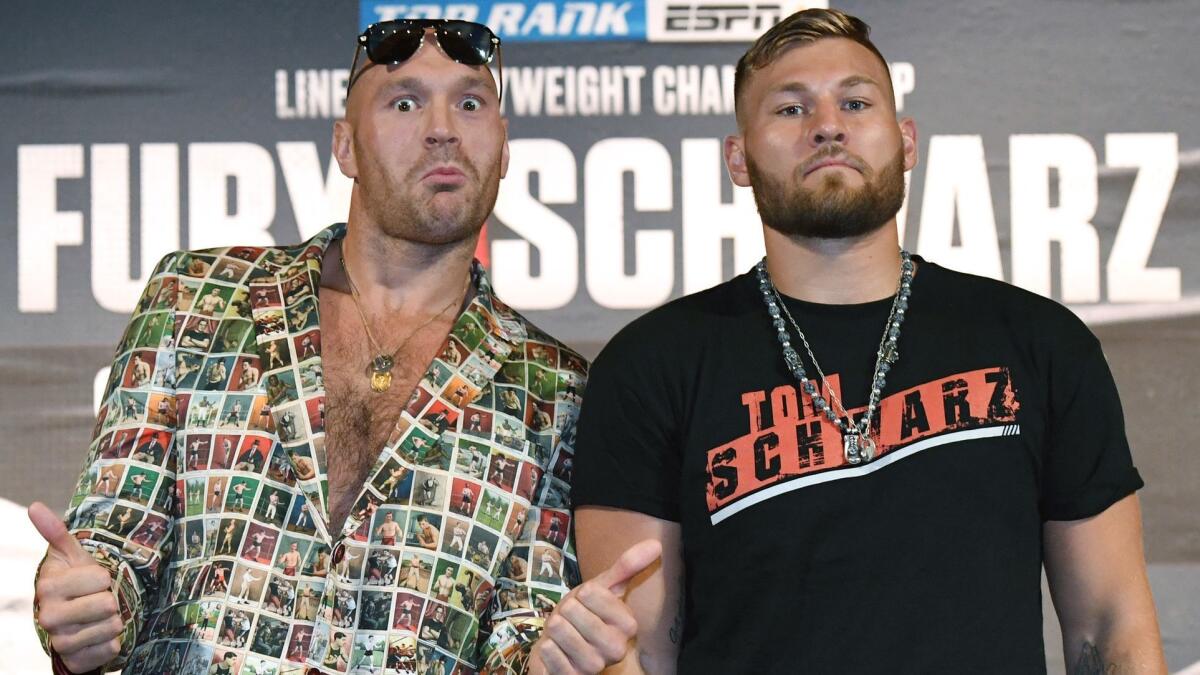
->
[724,134,751,188]
[898,117,919,172]
[499,117,510,180]
[332,119,358,180]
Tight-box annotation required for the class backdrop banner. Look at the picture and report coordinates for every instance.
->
[2,1,1197,671]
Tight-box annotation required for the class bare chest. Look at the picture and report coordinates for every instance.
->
[318,293,455,531]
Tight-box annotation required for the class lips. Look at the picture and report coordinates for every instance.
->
[423,166,465,180]
[803,158,860,177]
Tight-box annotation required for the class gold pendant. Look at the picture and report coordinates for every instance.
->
[368,353,395,393]
[369,369,392,393]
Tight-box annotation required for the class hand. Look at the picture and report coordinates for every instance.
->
[531,539,662,674]
[29,501,123,673]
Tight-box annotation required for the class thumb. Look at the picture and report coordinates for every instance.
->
[594,539,663,596]
[28,501,92,567]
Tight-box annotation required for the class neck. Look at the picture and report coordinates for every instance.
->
[328,217,477,315]
[763,222,904,304]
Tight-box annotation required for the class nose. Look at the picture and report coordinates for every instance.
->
[808,101,847,147]
[424,100,460,148]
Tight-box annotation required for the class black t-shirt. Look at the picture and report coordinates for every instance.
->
[571,258,1142,674]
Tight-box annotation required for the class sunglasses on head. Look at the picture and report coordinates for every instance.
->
[347,19,503,99]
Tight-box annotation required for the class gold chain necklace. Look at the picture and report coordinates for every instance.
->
[340,254,468,393]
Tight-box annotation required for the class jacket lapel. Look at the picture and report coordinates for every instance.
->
[401,262,524,429]
[247,224,343,544]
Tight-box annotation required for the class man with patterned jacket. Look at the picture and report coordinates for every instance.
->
[26,19,624,675]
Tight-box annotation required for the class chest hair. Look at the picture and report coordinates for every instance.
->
[319,291,455,533]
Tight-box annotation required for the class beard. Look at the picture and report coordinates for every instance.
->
[356,144,503,246]
[748,145,906,240]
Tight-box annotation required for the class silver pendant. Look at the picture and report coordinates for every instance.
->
[843,432,876,465]
[883,344,899,364]
[860,434,876,462]
[843,433,861,465]
[370,354,395,374]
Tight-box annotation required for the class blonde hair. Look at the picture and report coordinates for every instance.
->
[734,8,891,122]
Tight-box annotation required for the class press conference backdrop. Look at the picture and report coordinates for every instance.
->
[2,1,1198,672]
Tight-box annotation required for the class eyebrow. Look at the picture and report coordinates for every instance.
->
[839,75,882,91]
[377,73,494,101]
[765,75,884,97]
[378,77,430,100]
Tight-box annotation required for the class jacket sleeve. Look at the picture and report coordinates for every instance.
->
[475,365,585,672]
[34,252,183,671]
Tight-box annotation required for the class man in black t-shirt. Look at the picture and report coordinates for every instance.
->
[179,318,213,350]
[207,651,235,675]
[568,8,1165,675]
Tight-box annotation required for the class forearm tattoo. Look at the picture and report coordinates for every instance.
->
[668,590,684,645]
[1072,641,1118,675]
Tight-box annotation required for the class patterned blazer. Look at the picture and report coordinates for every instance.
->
[37,224,586,674]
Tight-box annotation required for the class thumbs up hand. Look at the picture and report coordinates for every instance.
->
[530,539,662,674]
[29,501,124,673]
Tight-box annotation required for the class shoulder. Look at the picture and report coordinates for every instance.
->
[169,225,343,282]
[918,259,1099,351]
[486,295,591,378]
[596,272,753,366]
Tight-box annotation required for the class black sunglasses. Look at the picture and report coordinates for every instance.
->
[347,19,503,100]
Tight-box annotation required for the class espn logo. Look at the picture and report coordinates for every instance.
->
[646,0,825,42]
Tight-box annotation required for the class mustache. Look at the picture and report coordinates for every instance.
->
[408,148,478,181]
[797,145,869,177]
